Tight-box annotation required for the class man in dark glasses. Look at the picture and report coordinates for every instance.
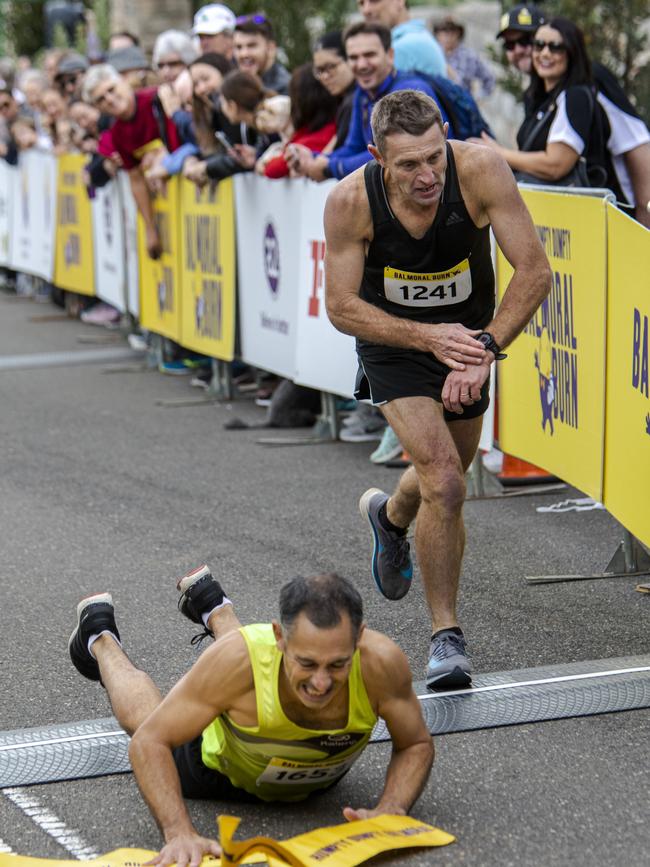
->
[496,3,545,75]
[233,14,290,95]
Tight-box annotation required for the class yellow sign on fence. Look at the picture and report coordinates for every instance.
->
[603,205,650,547]
[496,190,609,500]
[138,177,182,343]
[54,154,94,295]
[179,178,236,361]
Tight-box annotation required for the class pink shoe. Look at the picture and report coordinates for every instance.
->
[80,302,121,326]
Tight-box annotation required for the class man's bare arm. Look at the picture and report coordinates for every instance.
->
[624,142,650,230]
[128,166,162,259]
[468,146,552,351]
[324,176,486,370]
[344,634,434,821]
[128,632,251,866]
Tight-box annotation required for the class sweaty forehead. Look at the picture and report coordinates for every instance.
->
[384,126,445,159]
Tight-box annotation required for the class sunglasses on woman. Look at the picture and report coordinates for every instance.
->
[532,39,567,54]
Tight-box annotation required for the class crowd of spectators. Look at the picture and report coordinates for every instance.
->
[1,3,649,452]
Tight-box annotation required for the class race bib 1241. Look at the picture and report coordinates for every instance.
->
[383,259,472,307]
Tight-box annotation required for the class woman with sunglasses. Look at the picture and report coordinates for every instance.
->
[477,17,612,190]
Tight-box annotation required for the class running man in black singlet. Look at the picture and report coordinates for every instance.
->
[324,90,552,690]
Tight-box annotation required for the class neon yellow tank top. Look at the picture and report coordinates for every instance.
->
[201,623,377,801]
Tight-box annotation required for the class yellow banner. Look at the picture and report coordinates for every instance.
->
[54,154,95,295]
[603,206,650,546]
[0,814,454,867]
[496,190,608,500]
[178,178,236,361]
[138,177,182,342]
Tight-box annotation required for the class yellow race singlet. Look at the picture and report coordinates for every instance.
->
[201,623,377,801]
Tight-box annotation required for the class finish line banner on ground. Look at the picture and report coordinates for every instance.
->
[603,205,650,548]
[0,814,454,867]
[496,190,608,501]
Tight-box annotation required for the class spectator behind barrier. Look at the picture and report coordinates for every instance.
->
[54,52,89,102]
[108,31,140,52]
[192,4,237,60]
[41,85,72,152]
[233,14,290,95]
[287,21,453,182]
[0,87,21,163]
[312,31,356,149]
[42,49,66,86]
[432,16,495,98]
[84,64,181,258]
[496,4,650,227]
[357,0,446,78]
[107,45,152,90]
[153,30,199,85]
[258,63,338,179]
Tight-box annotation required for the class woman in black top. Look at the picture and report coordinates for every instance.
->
[311,32,355,149]
[479,18,612,190]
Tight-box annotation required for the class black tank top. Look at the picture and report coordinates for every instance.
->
[359,145,494,351]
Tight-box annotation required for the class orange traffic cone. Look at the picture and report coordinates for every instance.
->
[497,453,559,487]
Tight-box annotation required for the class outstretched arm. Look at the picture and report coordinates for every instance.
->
[323,176,487,370]
[344,635,434,821]
[129,632,251,867]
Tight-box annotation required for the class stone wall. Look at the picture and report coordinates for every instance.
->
[110,0,193,56]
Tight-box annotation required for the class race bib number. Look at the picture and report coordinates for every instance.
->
[256,755,357,786]
[384,259,472,307]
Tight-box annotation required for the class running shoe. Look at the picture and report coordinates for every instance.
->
[68,593,121,682]
[370,426,403,464]
[159,360,191,375]
[80,302,121,326]
[426,630,472,691]
[359,488,412,600]
[177,564,229,642]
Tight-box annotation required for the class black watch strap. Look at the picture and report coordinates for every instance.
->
[478,331,507,360]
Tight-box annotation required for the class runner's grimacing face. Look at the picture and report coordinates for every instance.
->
[275,613,360,710]
[380,123,449,207]
[345,33,394,94]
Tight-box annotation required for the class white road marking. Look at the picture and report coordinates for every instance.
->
[3,789,98,860]
[0,348,139,372]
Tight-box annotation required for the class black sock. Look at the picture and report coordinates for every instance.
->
[378,502,407,535]
[432,626,464,640]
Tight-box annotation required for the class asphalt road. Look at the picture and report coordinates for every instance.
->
[0,291,648,866]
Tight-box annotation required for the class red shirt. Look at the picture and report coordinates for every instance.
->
[98,87,180,170]
[264,122,337,179]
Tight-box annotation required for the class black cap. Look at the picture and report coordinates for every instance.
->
[496,4,545,39]
[55,52,89,77]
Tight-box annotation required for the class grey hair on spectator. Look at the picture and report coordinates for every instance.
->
[82,64,121,103]
[152,30,198,69]
[18,69,48,90]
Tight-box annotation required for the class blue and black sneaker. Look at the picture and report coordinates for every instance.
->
[359,488,413,600]
[68,593,120,682]
[426,629,472,691]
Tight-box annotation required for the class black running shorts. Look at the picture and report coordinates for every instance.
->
[173,736,259,802]
[354,348,490,421]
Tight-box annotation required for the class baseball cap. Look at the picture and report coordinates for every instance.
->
[107,45,149,73]
[496,4,545,38]
[55,52,89,77]
[192,4,236,36]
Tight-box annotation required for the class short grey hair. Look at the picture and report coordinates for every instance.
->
[153,30,198,68]
[371,89,444,154]
[82,63,121,103]
[18,69,48,91]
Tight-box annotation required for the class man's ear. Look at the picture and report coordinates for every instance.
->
[272,620,284,648]
[368,143,382,164]
[356,622,366,646]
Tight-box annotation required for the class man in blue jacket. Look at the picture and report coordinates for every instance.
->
[358,0,446,78]
[288,22,452,182]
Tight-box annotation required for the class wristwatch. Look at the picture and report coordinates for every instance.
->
[478,332,507,360]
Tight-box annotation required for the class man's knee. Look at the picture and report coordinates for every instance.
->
[415,459,466,513]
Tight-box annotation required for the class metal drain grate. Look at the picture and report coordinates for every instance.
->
[2,656,649,787]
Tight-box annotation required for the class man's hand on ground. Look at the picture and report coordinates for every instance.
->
[423,323,487,370]
[343,805,406,822]
[442,361,491,414]
[144,833,221,867]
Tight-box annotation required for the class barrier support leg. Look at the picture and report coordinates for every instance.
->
[465,453,566,500]
[526,529,650,585]
[256,390,339,446]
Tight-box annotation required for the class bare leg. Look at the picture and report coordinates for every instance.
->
[206,603,242,639]
[93,635,162,736]
[381,397,483,634]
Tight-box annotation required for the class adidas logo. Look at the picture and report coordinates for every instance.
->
[445,211,464,226]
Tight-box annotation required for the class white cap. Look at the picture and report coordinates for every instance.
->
[192,4,236,36]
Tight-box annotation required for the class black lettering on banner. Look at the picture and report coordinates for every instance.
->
[197,278,222,339]
[60,194,78,226]
[155,212,171,254]
[632,307,649,397]
[185,214,222,275]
